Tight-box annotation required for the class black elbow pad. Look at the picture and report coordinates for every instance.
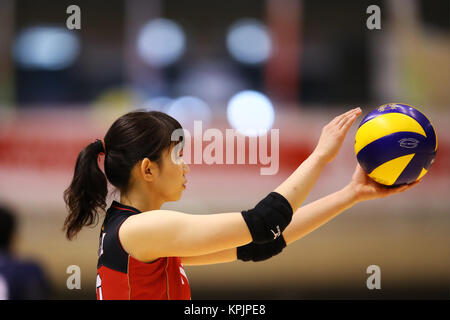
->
[237,236,287,262]
[241,192,293,244]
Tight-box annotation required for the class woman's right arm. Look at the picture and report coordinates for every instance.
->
[119,210,252,262]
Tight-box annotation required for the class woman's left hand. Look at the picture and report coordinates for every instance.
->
[347,163,420,203]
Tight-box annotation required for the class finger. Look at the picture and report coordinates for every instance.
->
[339,109,362,130]
[344,107,362,116]
[405,180,421,189]
[336,108,362,126]
[341,111,360,128]
[391,180,420,193]
[330,108,361,125]
[345,107,362,117]
[403,180,421,189]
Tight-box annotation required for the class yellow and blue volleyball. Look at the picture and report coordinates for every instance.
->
[355,103,437,186]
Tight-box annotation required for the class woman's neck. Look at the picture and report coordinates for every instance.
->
[120,191,163,212]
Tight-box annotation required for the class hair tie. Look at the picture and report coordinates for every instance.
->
[94,139,106,154]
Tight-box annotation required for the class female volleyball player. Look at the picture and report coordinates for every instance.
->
[63,107,418,300]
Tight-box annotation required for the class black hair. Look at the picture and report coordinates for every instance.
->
[63,110,184,240]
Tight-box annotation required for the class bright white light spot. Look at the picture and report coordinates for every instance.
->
[137,18,185,67]
[13,26,80,70]
[226,19,272,65]
[227,90,275,136]
[167,96,212,129]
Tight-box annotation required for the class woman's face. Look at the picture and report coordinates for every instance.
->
[153,144,189,202]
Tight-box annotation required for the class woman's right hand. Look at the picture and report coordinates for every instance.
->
[312,107,362,164]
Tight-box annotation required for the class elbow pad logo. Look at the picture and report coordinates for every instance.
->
[270,225,281,240]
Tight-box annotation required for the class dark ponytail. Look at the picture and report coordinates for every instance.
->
[63,140,107,240]
[63,110,184,240]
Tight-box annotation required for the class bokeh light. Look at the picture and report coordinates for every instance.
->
[13,26,80,70]
[166,96,212,129]
[226,18,272,65]
[226,90,275,136]
[137,18,186,67]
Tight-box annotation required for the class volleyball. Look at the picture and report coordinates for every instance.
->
[354,103,438,186]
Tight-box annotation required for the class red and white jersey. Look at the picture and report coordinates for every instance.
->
[96,201,191,300]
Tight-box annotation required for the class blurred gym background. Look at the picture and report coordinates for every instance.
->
[0,0,448,299]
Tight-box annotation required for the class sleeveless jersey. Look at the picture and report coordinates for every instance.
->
[96,201,191,300]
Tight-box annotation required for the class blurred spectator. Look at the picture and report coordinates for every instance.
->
[0,205,50,300]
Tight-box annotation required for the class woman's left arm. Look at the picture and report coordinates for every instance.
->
[181,164,419,266]
[282,185,358,245]
[284,162,419,244]
[181,185,358,265]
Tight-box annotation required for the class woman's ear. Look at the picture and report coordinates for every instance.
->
[140,158,158,182]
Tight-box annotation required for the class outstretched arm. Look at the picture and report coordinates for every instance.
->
[284,163,419,244]
[181,184,358,265]
[282,184,358,245]
[181,163,419,265]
